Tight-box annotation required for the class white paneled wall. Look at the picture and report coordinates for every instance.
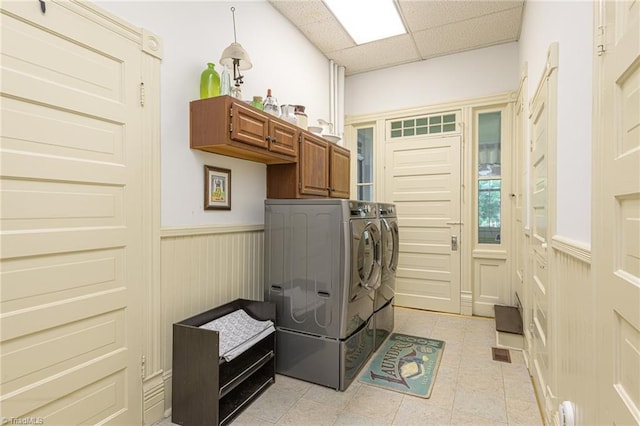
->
[159,226,264,412]
[550,237,595,424]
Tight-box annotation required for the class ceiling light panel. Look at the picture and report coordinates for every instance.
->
[323,0,406,45]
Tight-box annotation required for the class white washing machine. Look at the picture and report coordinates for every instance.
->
[264,199,381,390]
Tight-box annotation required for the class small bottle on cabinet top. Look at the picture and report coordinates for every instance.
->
[263,89,280,117]
[252,96,264,110]
[220,65,231,96]
[199,63,220,99]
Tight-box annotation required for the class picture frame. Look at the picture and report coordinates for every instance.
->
[204,165,231,210]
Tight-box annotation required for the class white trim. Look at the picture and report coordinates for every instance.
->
[472,249,508,260]
[345,91,513,125]
[551,235,591,264]
[460,291,473,316]
[160,224,264,238]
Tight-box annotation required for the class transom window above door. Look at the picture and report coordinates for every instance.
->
[387,112,459,139]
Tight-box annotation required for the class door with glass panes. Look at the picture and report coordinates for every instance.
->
[384,113,462,314]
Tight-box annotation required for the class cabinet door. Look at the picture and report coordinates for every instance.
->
[230,101,269,149]
[269,121,298,157]
[300,134,329,196]
[329,144,350,198]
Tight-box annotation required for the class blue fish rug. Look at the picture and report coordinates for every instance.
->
[358,333,445,398]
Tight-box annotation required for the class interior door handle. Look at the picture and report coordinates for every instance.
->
[451,236,458,251]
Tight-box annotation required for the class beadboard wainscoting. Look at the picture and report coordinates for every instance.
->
[549,236,595,424]
[159,225,265,415]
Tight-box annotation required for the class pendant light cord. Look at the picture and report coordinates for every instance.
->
[231,7,237,43]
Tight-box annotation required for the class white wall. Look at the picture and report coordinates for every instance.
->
[95,0,330,226]
[519,0,593,244]
[345,42,520,116]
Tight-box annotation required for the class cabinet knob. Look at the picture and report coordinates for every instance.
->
[265,136,271,142]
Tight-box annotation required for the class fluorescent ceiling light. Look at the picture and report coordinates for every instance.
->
[324,0,406,45]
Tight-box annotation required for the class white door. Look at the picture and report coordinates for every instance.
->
[595,0,640,423]
[385,136,462,314]
[528,44,558,418]
[0,2,143,423]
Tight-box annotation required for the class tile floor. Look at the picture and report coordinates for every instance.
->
[157,307,543,426]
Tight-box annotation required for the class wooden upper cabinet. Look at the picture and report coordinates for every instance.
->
[266,133,350,199]
[190,96,298,164]
[329,144,350,198]
[299,133,330,197]
[191,95,350,199]
[268,120,298,157]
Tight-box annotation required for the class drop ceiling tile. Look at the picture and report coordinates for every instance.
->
[400,0,523,32]
[414,7,523,59]
[268,0,332,26]
[267,0,524,75]
[327,34,421,75]
[300,19,355,52]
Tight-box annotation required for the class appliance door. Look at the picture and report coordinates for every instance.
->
[381,217,399,281]
[376,217,399,310]
[350,219,381,301]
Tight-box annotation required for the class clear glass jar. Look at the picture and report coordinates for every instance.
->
[281,104,297,124]
[252,96,264,110]
[263,89,280,117]
[220,65,231,96]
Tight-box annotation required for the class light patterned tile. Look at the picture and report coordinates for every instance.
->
[275,398,340,425]
[231,412,275,425]
[506,398,544,425]
[504,376,537,404]
[273,374,314,394]
[456,368,505,394]
[302,380,360,409]
[501,361,532,381]
[395,319,436,337]
[193,310,539,426]
[462,340,496,359]
[453,387,508,424]
[463,328,496,346]
[508,349,527,365]
[450,408,509,425]
[334,410,391,425]
[241,385,302,423]
[459,352,503,375]
[392,397,452,425]
[430,326,465,344]
[344,384,404,424]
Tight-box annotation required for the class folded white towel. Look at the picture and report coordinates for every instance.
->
[199,309,275,361]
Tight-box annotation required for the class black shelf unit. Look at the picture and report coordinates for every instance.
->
[172,299,276,426]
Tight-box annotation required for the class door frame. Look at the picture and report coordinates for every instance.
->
[345,92,515,316]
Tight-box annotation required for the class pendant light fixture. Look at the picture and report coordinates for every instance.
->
[220,7,253,90]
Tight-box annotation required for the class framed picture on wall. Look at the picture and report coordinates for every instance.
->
[204,165,231,210]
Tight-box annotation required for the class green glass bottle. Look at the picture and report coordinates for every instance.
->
[200,63,220,99]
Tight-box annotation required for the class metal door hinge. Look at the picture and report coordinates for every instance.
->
[230,123,233,133]
[141,355,146,379]
[139,82,145,107]
[596,25,606,56]
[298,181,302,189]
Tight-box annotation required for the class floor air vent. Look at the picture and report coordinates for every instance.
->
[491,347,511,363]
